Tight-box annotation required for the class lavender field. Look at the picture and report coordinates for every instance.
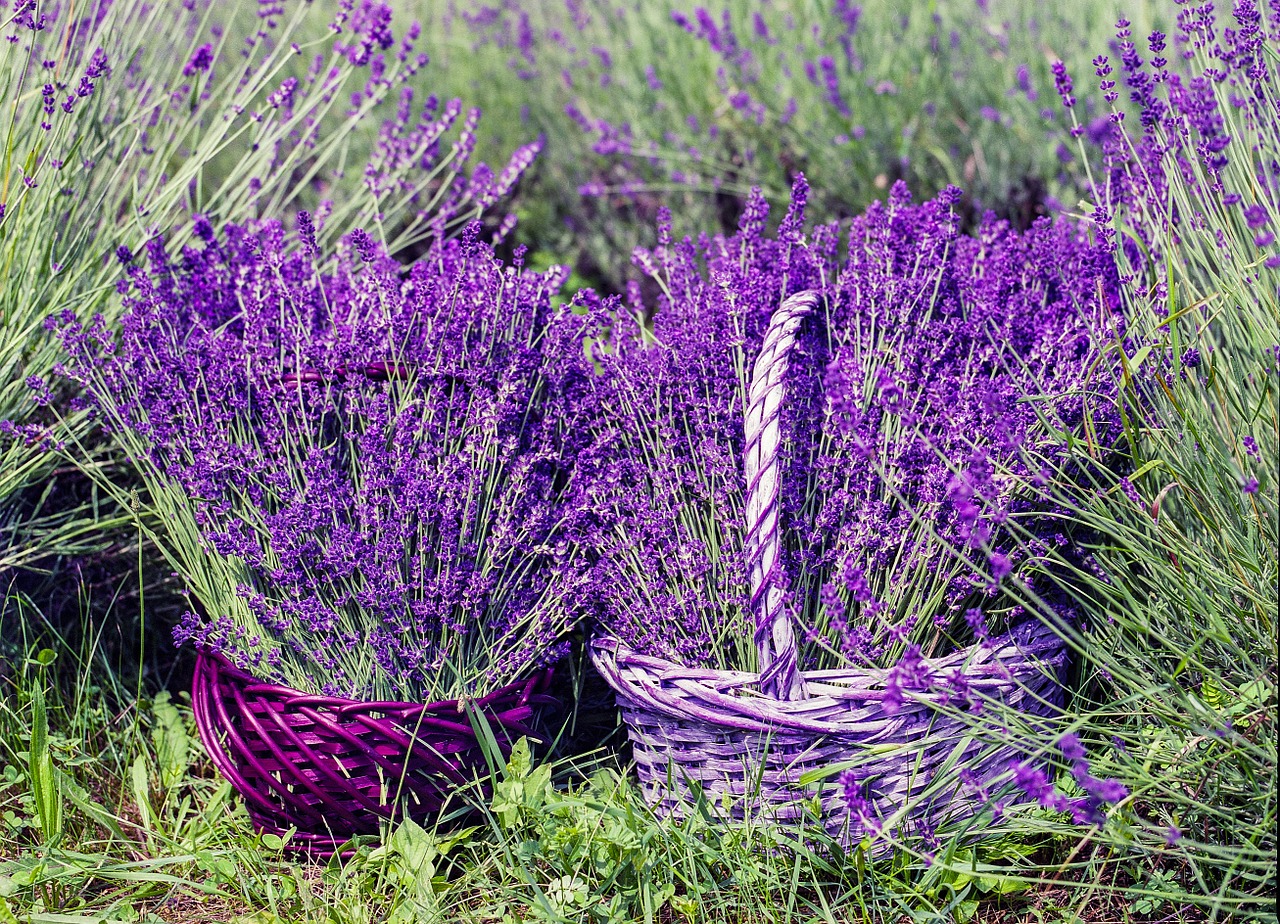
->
[0,1,1275,922]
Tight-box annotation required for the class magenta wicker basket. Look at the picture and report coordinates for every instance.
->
[590,290,1068,844]
[193,650,557,853]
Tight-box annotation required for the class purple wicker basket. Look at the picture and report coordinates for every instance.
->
[193,650,557,854]
[590,290,1068,843]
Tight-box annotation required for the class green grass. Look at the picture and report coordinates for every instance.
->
[0,587,1223,924]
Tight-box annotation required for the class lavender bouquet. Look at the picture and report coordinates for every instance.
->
[578,176,1121,681]
[54,220,592,702]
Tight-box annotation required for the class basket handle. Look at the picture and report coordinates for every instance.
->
[744,290,817,701]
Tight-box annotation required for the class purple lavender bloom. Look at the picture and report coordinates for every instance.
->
[965,607,991,645]
[839,769,880,833]
[882,645,934,713]
[296,210,317,257]
[818,56,850,117]
[576,176,1121,672]
[1009,760,1057,807]
[1073,2,1278,260]
[183,42,214,77]
[1015,63,1034,98]
[1068,797,1108,826]
[1057,733,1086,761]
[340,1,395,66]
[55,219,594,700]
[1052,60,1076,108]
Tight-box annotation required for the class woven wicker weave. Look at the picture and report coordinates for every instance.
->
[591,289,1068,842]
[193,650,557,853]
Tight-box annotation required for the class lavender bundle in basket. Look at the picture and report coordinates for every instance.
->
[54,220,593,701]
[577,177,1121,674]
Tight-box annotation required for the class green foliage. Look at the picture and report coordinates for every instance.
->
[486,740,683,924]
[0,602,1217,922]
[417,0,1147,290]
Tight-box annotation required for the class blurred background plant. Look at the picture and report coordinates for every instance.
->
[417,0,1158,290]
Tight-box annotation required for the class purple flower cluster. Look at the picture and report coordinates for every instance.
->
[1009,734,1129,826]
[1059,3,1279,275]
[571,176,1121,671]
[53,221,592,700]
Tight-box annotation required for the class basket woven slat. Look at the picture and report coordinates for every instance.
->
[593,289,1069,843]
[237,687,384,822]
[194,650,557,853]
[603,632,1065,839]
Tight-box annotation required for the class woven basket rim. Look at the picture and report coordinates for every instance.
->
[590,620,1066,737]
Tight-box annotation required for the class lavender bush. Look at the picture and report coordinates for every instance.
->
[574,175,1122,676]
[52,221,592,701]
[893,2,1276,911]
[0,0,538,570]
[423,0,1136,289]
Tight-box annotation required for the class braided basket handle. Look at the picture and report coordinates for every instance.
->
[744,290,818,701]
